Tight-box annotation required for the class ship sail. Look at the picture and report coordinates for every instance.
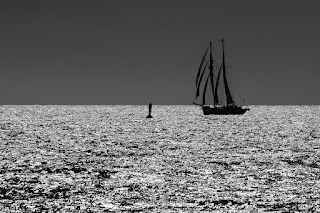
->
[221,40,235,106]
[195,47,209,87]
[214,65,222,105]
[193,39,249,115]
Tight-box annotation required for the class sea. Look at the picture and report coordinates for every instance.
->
[0,105,319,212]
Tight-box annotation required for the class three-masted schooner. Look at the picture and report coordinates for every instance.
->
[193,39,249,115]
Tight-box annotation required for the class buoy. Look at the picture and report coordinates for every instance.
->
[146,103,153,118]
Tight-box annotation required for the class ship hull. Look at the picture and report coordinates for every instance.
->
[202,106,249,115]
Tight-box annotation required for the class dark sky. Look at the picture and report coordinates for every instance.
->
[0,0,319,105]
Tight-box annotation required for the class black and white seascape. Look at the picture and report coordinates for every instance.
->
[1,105,320,212]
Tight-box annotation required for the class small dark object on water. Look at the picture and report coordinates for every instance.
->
[146,103,153,118]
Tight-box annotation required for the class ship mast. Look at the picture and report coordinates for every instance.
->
[209,42,215,107]
[221,39,234,106]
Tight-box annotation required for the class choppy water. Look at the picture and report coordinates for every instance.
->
[0,105,320,212]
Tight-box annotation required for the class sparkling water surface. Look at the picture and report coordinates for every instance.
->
[0,105,320,212]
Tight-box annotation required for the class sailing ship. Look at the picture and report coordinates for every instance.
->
[193,39,249,115]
